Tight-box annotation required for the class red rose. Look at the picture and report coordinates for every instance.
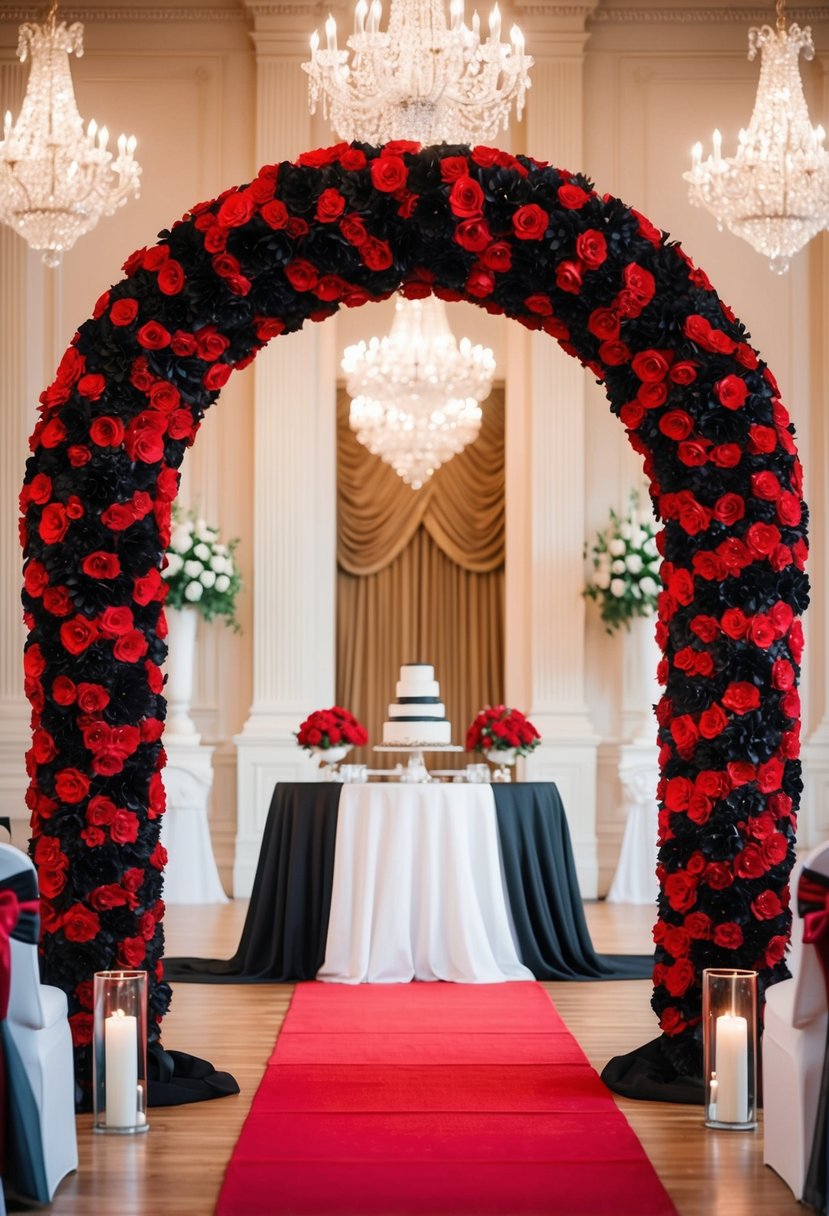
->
[558,184,590,209]
[663,926,690,958]
[38,503,69,545]
[772,659,795,690]
[99,607,134,638]
[751,890,783,920]
[734,845,767,879]
[101,503,136,531]
[217,189,254,228]
[51,676,77,706]
[632,350,670,382]
[261,199,289,230]
[765,935,788,967]
[512,204,548,240]
[664,777,693,811]
[466,268,495,298]
[712,494,745,526]
[575,229,607,269]
[89,884,130,910]
[704,862,733,890]
[69,1013,94,1047]
[619,401,644,429]
[699,704,728,739]
[110,298,139,326]
[710,444,742,469]
[86,795,116,825]
[60,615,99,654]
[54,767,90,803]
[598,340,631,366]
[687,794,713,825]
[454,219,492,252]
[315,187,346,223]
[38,865,68,899]
[748,616,776,648]
[659,411,693,441]
[678,440,709,467]
[111,808,139,844]
[89,416,125,448]
[664,958,696,997]
[360,238,393,271]
[690,616,720,644]
[623,263,655,304]
[659,1007,687,1036]
[137,321,171,350]
[555,261,583,294]
[684,912,712,940]
[714,374,749,410]
[669,361,698,385]
[125,418,166,464]
[777,492,802,527]
[480,242,512,272]
[664,869,698,912]
[448,175,484,218]
[721,682,760,714]
[370,155,408,194]
[713,922,744,949]
[587,308,620,342]
[157,259,185,295]
[762,832,789,867]
[118,936,147,968]
[81,551,121,579]
[113,630,149,664]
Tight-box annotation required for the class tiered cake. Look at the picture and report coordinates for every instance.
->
[382,664,452,746]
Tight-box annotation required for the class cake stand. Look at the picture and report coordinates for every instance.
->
[373,744,463,783]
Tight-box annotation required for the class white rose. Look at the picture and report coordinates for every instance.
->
[213,543,228,556]
[215,574,231,592]
[184,559,204,578]
[626,554,643,574]
[611,559,626,574]
[593,570,611,590]
[200,569,216,587]
[644,537,658,558]
[194,519,210,541]
[184,581,204,602]
[170,526,192,554]
[619,522,632,540]
[631,584,642,598]
[631,527,645,549]
[193,542,210,561]
[610,578,626,598]
[164,553,184,577]
[210,554,225,573]
[639,575,658,597]
[608,538,626,557]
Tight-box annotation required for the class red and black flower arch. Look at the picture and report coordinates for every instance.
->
[20,139,807,1085]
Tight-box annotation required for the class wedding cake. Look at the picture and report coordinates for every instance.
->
[382,663,452,746]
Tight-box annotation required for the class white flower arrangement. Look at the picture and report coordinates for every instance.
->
[584,494,661,633]
[163,510,242,628]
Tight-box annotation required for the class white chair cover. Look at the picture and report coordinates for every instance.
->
[0,843,77,1203]
[763,838,829,1200]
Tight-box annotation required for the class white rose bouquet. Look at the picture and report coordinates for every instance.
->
[163,509,242,629]
[584,495,661,633]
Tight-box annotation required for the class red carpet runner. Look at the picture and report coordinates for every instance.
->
[216,982,676,1216]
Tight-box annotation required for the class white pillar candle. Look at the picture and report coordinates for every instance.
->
[714,1013,748,1123]
[105,1009,138,1128]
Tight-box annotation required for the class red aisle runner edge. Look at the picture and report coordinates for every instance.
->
[216,981,677,1216]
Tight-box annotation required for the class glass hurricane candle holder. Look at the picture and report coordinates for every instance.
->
[93,970,149,1134]
[702,968,758,1131]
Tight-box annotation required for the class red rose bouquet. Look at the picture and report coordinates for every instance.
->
[296,706,368,751]
[465,706,541,755]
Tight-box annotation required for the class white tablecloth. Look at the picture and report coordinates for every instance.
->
[318,783,533,985]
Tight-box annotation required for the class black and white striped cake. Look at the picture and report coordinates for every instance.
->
[382,663,452,746]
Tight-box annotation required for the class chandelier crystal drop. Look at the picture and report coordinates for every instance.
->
[343,295,495,489]
[0,2,141,267]
[303,0,532,145]
[683,0,829,274]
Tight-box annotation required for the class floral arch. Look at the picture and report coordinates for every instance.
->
[20,140,808,1084]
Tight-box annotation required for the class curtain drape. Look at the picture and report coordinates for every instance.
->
[336,386,505,768]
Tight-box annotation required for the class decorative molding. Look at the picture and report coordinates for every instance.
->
[590,7,828,25]
[0,7,246,22]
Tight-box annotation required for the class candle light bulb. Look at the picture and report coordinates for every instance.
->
[99,126,109,150]
[3,111,11,140]
[489,3,501,40]
[691,141,702,169]
[450,0,463,30]
[325,14,337,50]
[87,118,97,140]
[712,128,722,163]
[355,0,367,33]
[310,29,319,53]
[472,10,480,38]
[511,24,524,55]
[127,134,137,155]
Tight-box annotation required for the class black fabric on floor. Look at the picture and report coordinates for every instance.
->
[601,1036,704,1104]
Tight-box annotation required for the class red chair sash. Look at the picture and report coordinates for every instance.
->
[799,867,829,999]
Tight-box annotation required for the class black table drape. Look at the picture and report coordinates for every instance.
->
[165,781,652,985]
[492,783,651,981]
[164,783,340,983]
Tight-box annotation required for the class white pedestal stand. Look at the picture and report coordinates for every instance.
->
[608,613,660,905]
[373,745,464,782]
[161,610,227,904]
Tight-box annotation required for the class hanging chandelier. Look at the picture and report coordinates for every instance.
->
[0,2,141,267]
[343,295,495,489]
[683,0,829,274]
[303,0,532,145]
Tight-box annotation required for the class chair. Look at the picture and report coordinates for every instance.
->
[0,843,77,1203]
[763,838,829,1200]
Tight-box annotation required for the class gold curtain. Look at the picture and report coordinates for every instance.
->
[336,386,505,768]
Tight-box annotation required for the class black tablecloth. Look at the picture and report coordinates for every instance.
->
[164,781,652,984]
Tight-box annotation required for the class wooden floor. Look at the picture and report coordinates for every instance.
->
[41,899,797,1216]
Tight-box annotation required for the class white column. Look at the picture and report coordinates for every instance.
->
[234,3,337,895]
[510,3,600,895]
[0,62,35,842]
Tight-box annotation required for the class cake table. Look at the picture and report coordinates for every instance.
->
[373,744,463,783]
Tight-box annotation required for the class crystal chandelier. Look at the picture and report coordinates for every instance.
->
[303,0,532,145]
[683,0,829,274]
[343,295,495,489]
[0,2,141,267]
